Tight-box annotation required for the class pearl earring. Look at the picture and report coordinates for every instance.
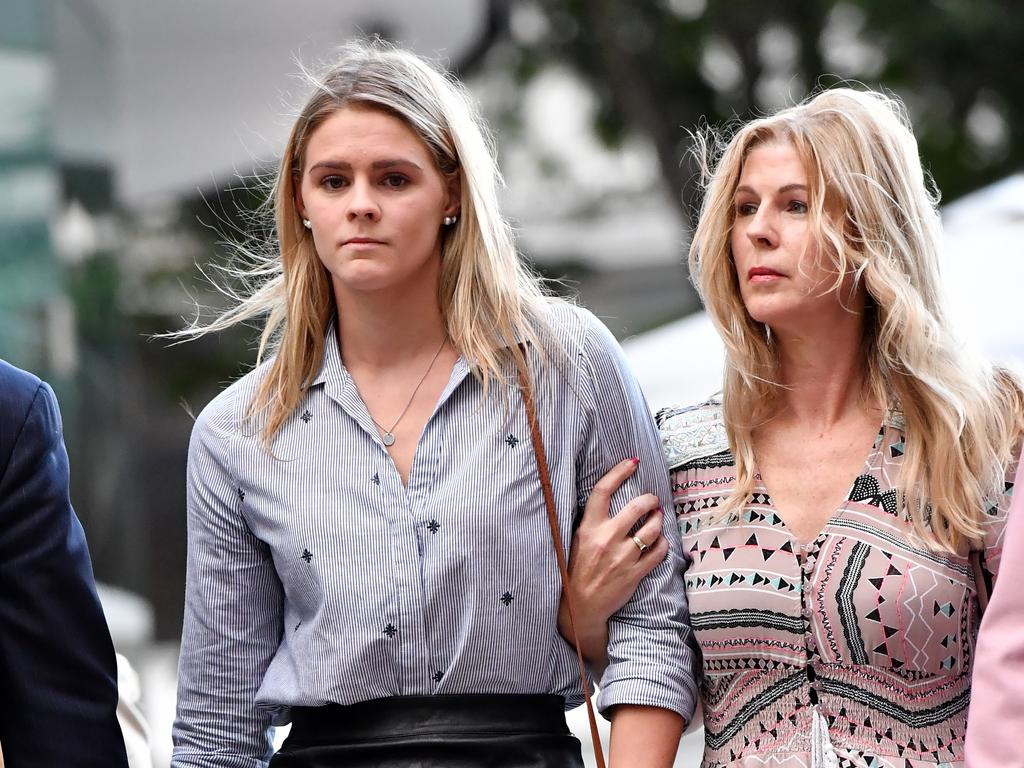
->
[443,214,458,226]
[302,219,312,229]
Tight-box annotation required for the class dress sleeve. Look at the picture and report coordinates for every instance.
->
[171,400,285,768]
[978,447,1021,579]
[572,311,700,721]
[964,449,1024,768]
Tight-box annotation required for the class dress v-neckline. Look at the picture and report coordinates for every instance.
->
[753,419,888,550]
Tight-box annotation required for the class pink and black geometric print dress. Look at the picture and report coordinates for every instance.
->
[658,401,1014,768]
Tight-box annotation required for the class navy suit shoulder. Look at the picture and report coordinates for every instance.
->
[0,359,44,475]
[0,359,128,768]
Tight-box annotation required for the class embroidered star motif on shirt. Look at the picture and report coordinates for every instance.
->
[432,671,443,682]
[301,549,313,563]
[237,488,245,502]
[427,520,440,534]
[505,434,519,447]
[383,623,398,638]
[501,591,514,606]
[300,410,312,423]
[371,472,380,486]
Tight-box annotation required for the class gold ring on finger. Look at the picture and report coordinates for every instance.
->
[631,534,650,554]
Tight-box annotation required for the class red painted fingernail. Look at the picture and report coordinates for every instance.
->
[629,457,639,465]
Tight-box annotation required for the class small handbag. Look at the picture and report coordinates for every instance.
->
[514,355,607,768]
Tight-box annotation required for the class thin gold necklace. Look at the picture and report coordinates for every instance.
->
[370,336,448,446]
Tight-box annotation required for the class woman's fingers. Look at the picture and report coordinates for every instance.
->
[639,532,670,570]
[632,507,664,553]
[613,493,661,536]
[582,457,639,526]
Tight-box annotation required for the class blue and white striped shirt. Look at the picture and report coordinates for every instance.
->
[172,302,698,768]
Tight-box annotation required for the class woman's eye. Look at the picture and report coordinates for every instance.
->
[736,203,757,216]
[322,176,347,190]
[381,173,409,189]
[788,200,808,214]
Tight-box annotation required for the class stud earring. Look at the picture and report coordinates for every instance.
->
[302,219,312,229]
[443,214,458,226]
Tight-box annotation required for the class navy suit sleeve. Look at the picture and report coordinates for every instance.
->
[0,379,128,768]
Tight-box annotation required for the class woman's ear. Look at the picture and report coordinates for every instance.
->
[444,172,462,219]
[293,173,307,220]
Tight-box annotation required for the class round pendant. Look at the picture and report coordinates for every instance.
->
[382,432,396,446]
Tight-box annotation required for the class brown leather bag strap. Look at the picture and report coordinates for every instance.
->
[514,354,607,768]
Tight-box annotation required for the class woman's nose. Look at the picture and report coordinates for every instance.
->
[746,208,777,247]
[346,179,381,221]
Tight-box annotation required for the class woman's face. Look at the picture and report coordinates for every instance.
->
[730,141,860,333]
[295,105,459,297]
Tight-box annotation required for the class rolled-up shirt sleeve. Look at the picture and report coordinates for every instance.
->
[172,393,285,768]
[573,311,700,721]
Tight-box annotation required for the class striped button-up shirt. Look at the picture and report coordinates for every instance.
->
[172,302,698,768]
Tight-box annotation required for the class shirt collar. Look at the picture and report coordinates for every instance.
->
[309,316,348,389]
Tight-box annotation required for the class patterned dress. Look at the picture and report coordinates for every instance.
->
[658,401,1014,768]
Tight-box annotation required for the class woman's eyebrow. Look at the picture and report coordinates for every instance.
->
[307,158,424,172]
[734,183,807,196]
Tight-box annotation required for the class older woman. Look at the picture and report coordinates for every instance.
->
[170,41,697,768]
[565,88,1023,767]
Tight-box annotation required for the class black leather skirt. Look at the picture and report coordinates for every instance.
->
[268,694,584,768]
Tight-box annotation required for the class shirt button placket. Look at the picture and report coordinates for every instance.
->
[396,435,434,695]
[800,541,821,706]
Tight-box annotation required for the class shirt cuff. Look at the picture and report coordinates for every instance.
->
[596,667,698,723]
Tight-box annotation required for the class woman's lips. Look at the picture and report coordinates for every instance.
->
[748,266,784,282]
[343,237,386,249]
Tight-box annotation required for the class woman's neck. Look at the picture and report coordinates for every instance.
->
[770,315,878,430]
[334,276,447,371]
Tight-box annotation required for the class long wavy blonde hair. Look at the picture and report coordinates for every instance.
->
[178,41,553,444]
[689,87,1024,552]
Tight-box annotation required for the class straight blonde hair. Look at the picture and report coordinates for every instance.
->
[690,87,1024,552]
[175,40,554,444]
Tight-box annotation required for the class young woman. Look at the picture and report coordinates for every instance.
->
[563,88,1023,767]
[170,41,697,768]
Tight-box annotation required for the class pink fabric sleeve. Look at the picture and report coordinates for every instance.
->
[965,457,1024,768]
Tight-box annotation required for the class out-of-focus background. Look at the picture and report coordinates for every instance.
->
[2,1,1023,765]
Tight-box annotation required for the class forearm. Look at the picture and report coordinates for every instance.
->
[609,705,683,768]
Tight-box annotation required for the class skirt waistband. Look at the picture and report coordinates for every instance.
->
[287,694,570,745]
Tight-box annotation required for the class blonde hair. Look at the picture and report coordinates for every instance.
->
[176,40,552,443]
[689,87,1024,552]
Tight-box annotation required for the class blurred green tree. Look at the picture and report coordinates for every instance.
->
[502,0,1024,220]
